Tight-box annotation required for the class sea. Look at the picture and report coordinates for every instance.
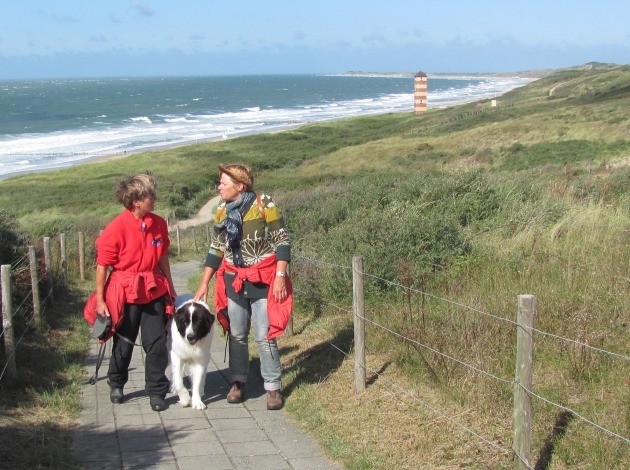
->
[0,74,533,180]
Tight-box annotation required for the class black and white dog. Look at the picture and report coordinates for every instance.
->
[168,298,215,410]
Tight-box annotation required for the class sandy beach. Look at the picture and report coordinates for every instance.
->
[0,74,535,181]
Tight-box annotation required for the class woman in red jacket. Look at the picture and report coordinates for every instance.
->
[94,172,176,412]
[194,163,292,410]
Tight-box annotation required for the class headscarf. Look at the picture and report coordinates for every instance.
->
[214,190,256,267]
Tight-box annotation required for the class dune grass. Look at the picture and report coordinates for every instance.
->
[0,285,89,469]
[2,63,630,468]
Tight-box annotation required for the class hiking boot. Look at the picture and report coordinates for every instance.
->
[266,390,283,410]
[226,381,244,403]
[150,395,168,412]
[109,386,124,404]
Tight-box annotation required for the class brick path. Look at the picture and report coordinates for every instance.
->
[72,260,341,469]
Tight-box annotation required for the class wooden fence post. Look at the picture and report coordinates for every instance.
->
[206,224,210,247]
[60,233,67,287]
[176,226,181,257]
[43,236,54,302]
[192,228,198,252]
[1,264,16,380]
[352,256,366,394]
[513,294,536,469]
[78,231,85,281]
[28,246,41,326]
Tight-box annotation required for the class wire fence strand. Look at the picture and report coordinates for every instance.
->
[294,256,630,363]
[292,257,630,450]
[325,341,531,468]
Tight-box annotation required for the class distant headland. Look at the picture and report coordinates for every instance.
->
[341,62,621,80]
[341,70,550,79]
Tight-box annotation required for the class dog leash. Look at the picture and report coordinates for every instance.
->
[86,332,142,385]
[87,342,108,385]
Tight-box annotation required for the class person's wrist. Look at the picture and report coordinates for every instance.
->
[276,270,286,277]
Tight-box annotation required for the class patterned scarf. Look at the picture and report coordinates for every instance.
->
[215,191,256,267]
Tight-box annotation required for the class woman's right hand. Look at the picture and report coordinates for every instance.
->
[96,299,110,317]
[194,285,208,302]
[194,266,215,302]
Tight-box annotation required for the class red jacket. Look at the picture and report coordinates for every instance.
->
[214,255,293,340]
[83,209,174,342]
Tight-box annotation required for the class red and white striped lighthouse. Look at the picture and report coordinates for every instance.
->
[414,71,427,114]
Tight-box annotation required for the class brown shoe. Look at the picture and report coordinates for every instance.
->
[266,390,283,410]
[226,381,244,403]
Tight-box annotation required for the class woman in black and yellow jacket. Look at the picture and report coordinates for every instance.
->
[194,163,292,410]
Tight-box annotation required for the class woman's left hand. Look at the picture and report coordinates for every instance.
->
[273,276,287,302]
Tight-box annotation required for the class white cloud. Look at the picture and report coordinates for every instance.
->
[130,1,155,18]
[293,31,306,42]
[90,35,109,44]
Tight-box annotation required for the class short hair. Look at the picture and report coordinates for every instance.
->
[218,163,254,191]
[115,172,157,209]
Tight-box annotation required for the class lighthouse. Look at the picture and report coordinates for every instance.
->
[414,71,427,114]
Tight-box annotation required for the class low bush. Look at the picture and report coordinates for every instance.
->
[0,210,28,265]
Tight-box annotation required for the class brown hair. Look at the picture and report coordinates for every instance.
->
[218,163,254,191]
[115,172,157,209]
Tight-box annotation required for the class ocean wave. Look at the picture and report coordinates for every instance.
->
[163,117,200,123]
[0,76,532,178]
[129,116,152,124]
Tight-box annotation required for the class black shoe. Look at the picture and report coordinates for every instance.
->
[150,395,168,412]
[110,387,124,404]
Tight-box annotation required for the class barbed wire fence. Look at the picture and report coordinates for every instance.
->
[1,239,60,382]
[291,254,630,469]
[3,228,629,468]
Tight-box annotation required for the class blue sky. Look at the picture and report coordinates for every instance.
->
[1,0,628,79]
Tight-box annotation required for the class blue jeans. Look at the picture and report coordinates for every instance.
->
[227,296,282,391]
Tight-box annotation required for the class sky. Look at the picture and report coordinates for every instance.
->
[0,0,628,79]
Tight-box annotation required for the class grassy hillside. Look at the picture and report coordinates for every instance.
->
[2,63,630,468]
[2,63,630,229]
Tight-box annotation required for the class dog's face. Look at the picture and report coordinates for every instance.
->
[173,300,215,345]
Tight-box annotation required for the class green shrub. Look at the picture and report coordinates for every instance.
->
[0,210,28,265]
[286,172,499,300]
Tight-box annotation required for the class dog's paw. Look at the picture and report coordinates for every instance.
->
[178,393,192,407]
[191,398,207,410]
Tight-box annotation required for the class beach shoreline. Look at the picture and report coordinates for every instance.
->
[0,121,310,182]
[0,74,535,182]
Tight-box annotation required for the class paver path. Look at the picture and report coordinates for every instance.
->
[73,260,341,469]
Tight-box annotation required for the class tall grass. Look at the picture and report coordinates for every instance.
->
[2,63,630,468]
[283,167,630,467]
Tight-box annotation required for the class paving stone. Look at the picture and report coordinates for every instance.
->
[232,453,291,470]
[71,260,341,470]
[176,454,234,470]
[170,439,226,458]
[216,428,268,444]
[223,440,279,457]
